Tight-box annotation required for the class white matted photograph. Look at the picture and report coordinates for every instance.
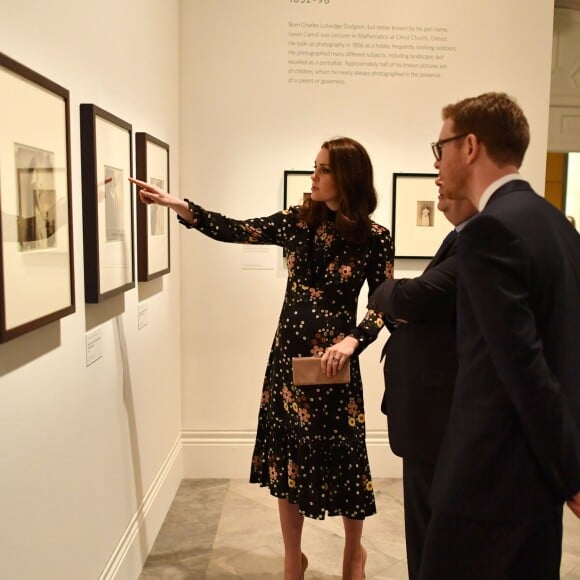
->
[0,52,75,342]
[135,132,170,282]
[80,104,134,303]
[392,172,453,259]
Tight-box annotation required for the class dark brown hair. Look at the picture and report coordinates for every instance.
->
[442,92,530,168]
[299,136,377,244]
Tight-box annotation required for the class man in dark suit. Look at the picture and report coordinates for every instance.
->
[369,193,476,580]
[419,92,580,580]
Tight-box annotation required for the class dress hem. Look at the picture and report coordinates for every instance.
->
[249,478,376,521]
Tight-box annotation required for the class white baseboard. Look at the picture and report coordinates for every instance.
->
[101,429,400,580]
[366,430,403,478]
[182,429,402,478]
[100,435,183,580]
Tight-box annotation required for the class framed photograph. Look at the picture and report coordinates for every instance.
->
[80,104,134,303]
[0,52,75,343]
[135,133,170,281]
[283,170,312,209]
[392,172,453,259]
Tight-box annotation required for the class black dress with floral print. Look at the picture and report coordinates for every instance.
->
[179,202,394,520]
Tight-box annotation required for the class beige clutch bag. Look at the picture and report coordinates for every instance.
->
[292,356,351,386]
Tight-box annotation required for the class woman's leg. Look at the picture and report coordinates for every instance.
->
[342,517,366,580]
[278,498,306,580]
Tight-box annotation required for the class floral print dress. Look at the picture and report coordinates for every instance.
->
[179,202,394,520]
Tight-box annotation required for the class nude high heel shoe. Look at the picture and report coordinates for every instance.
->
[300,553,308,580]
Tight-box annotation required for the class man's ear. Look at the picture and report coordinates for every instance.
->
[465,134,479,163]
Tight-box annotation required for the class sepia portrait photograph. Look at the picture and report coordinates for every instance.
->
[150,177,166,236]
[416,200,435,227]
[16,144,57,251]
[104,164,124,242]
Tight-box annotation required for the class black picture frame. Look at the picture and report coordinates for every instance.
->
[283,170,312,209]
[392,172,452,259]
[135,133,170,281]
[80,104,134,303]
[0,52,75,342]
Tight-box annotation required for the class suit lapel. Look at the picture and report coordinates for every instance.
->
[426,229,457,270]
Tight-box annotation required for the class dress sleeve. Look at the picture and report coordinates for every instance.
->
[177,199,297,246]
[349,224,395,353]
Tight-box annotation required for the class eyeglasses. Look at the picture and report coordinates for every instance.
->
[431,133,468,161]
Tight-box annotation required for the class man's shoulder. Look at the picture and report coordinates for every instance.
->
[481,180,557,225]
[491,179,535,202]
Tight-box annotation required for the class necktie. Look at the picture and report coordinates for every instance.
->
[440,228,457,249]
[428,229,457,266]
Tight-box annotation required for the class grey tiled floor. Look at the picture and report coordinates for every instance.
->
[140,478,580,579]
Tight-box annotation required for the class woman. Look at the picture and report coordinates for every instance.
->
[130,137,394,580]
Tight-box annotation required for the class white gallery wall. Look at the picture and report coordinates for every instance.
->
[179,0,555,478]
[0,1,181,579]
[0,0,558,578]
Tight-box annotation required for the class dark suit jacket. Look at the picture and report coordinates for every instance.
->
[370,231,459,464]
[431,180,580,522]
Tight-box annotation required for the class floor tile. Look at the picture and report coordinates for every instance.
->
[141,478,580,579]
